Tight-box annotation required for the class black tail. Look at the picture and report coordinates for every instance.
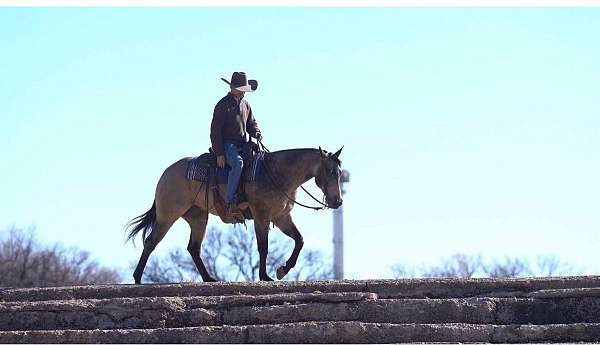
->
[125,201,156,244]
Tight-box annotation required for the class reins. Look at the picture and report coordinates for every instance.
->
[258,140,329,211]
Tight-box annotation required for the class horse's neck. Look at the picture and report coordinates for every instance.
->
[268,149,320,191]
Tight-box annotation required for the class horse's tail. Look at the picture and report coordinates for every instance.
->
[125,201,156,244]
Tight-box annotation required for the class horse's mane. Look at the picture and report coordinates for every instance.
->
[269,148,319,154]
[268,147,341,165]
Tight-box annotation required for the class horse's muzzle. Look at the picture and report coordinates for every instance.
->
[330,197,343,209]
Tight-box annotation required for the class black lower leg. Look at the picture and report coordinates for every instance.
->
[187,241,216,282]
[285,236,304,272]
[256,230,273,281]
[133,239,157,284]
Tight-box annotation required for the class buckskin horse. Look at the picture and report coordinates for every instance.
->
[126,146,344,283]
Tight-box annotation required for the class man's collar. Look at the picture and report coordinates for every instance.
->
[228,92,244,103]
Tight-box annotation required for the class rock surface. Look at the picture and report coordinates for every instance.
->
[1,276,600,343]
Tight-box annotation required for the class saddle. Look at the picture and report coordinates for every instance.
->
[204,141,260,173]
[186,141,265,224]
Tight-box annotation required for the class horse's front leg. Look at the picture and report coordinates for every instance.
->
[254,212,274,281]
[273,214,303,280]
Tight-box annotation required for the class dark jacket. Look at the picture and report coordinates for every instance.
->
[210,93,260,156]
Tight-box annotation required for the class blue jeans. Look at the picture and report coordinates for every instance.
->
[224,143,243,204]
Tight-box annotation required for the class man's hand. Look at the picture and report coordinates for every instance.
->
[217,155,225,169]
[255,131,263,141]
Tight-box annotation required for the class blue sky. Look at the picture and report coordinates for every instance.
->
[1,8,599,280]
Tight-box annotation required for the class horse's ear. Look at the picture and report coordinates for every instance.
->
[332,146,344,159]
[319,146,327,158]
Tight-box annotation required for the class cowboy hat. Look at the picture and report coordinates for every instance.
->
[221,72,258,92]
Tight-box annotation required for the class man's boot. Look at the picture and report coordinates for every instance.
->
[226,202,244,222]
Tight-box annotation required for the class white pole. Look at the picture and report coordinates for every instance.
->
[333,170,350,280]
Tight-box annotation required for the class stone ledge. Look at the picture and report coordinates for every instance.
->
[3,276,600,302]
[2,322,600,343]
[0,292,377,312]
[527,287,600,299]
[3,295,600,331]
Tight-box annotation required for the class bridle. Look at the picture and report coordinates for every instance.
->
[258,140,330,211]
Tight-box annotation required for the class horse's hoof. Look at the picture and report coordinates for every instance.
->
[260,275,274,281]
[276,266,287,280]
[203,276,217,283]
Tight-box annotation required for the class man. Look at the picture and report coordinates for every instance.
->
[210,72,263,216]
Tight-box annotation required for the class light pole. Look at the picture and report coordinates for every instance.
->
[333,169,350,280]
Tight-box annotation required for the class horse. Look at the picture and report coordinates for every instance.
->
[125,146,344,283]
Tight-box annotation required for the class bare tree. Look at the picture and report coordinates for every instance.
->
[483,256,532,278]
[534,255,576,276]
[422,254,483,278]
[390,263,418,279]
[142,249,190,283]
[0,227,121,288]
[201,228,226,280]
[287,249,334,281]
[143,225,333,283]
[391,253,578,279]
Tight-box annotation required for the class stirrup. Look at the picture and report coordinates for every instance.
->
[226,204,245,223]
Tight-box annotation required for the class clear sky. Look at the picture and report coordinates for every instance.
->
[1,8,599,281]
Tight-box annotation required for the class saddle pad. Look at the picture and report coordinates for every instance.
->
[186,151,265,184]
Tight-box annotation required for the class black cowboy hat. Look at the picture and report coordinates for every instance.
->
[221,72,258,92]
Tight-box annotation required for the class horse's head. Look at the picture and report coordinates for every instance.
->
[315,146,344,209]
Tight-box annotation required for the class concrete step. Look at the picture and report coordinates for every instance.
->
[3,277,600,343]
[1,321,600,343]
[3,276,600,302]
[2,291,600,331]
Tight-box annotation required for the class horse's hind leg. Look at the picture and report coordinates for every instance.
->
[133,185,188,284]
[182,206,216,282]
[133,158,196,284]
[273,213,304,280]
[132,214,177,284]
[253,209,274,281]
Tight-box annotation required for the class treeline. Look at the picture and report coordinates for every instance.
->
[391,253,578,279]
[0,227,120,288]
[0,227,582,287]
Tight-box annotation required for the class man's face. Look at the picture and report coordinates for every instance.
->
[230,88,245,98]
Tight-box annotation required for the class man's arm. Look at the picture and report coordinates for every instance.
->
[210,102,226,156]
[246,104,262,140]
